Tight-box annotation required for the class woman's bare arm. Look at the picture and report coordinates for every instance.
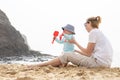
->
[69,39,95,57]
[75,42,95,56]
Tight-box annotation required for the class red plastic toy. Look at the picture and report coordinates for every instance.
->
[52,31,59,44]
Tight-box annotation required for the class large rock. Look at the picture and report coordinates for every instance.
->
[0,10,30,57]
[0,9,52,58]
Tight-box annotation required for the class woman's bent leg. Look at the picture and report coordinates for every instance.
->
[58,52,98,67]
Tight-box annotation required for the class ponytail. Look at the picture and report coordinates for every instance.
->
[87,16,102,28]
[96,16,101,24]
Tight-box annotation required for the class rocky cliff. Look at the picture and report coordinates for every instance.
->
[0,9,49,58]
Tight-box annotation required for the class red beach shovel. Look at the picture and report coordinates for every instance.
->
[52,31,59,44]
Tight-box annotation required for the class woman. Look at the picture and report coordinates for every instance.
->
[30,16,113,68]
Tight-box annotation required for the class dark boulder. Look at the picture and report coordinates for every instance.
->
[0,9,51,58]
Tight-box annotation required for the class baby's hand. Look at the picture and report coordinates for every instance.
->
[53,37,56,40]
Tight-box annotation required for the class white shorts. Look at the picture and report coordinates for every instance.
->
[58,52,108,67]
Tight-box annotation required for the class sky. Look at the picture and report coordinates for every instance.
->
[0,0,120,67]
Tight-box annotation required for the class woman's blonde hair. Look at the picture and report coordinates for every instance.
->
[87,16,101,28]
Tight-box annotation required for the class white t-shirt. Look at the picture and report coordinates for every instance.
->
[89,29,113,66]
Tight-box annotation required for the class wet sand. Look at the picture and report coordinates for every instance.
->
[0,64,120,80]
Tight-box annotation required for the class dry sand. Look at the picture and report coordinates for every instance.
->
[0,64,120,80]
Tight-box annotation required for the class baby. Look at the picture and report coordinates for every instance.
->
[54,24,75,67]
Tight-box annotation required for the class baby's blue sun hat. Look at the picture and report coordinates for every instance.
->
[62,24,75,34]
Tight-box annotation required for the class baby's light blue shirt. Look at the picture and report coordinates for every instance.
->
[55,34,74,53]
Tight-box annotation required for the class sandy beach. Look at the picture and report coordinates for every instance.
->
[0,64,119,80]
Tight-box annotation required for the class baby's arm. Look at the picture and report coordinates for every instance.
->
[55,37,64,44]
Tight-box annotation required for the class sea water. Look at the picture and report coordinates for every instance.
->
[0,56,55,65]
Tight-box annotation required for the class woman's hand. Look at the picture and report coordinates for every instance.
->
[68,38,77,44]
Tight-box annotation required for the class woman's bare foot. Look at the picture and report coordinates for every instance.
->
[62,63,68,67]
[26,64,39,70]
